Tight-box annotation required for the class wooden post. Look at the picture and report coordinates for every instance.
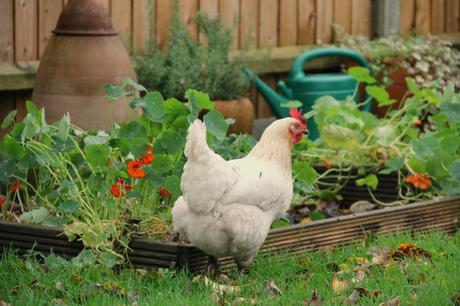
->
[373,0,400,37]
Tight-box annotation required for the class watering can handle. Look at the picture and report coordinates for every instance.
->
[289,47,368,79]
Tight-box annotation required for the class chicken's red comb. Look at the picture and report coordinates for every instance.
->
[289,107,307,127]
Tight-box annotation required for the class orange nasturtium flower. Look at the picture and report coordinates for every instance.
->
[127,160,145,178]
[405,173,432,190]
[140,146,154,165]
[0,195,5,208]
[321,157,333,169]
[11,181,21,192]
[414,119,422,127]
[111,178,133,198]
[159,187,171,197]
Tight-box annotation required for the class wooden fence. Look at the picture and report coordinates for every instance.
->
[1,0,459,121]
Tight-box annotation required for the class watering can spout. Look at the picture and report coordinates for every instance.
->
[243,67,290,118]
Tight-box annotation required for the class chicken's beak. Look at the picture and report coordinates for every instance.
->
[302,129,309,136]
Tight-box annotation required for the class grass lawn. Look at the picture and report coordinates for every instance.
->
[0,230,459,305]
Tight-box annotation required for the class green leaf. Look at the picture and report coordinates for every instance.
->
[100,251,118,268]
[185,89,214,110]
[441,134,460,154]
[405,77,420,96]
[0,158,17,182]
[271,219,290,229]
[154,130,185,154]
[348,67,376,84]
[59,199,80,214]
[0,134,26,160]
[123,77,147,92]
[411,136,440,161]
[280,100,303,109]
[292,161,318,184]
[22,113,40,139]
[164,175,181,198]
[381,156,405,174]
[25,100,38,113]
[151,154,173,174]
[321,124,360,150]
[57,113,70,141]
[408,157,426,173]
[356,174,378,190]
[143,92,166,123]
[366,85,396,106]
[448,160,460,181]
[104,84,125,100]
[84,131,111,146]
[129,97,146,109]
[204,110,229,139]
[440,99,460,122]
[19,207,49,224]
[85,144,110,168]
[1,110,17,130]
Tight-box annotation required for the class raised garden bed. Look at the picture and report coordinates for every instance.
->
[1,196,459,273]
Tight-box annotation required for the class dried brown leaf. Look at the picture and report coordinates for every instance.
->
[193,275,241,296]
[264,280,282,295]
[70,273,83,283]
[346,287,370,304]
[307,288,321,306]
[332,274,350,295]
[232,297,257,305]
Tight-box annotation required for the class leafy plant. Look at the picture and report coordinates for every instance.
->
[0,78,254,267]
[334,26,460,89]
[291,68,460,209]
[134,2,250,100]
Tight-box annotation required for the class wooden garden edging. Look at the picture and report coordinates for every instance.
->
[1,196,459,273]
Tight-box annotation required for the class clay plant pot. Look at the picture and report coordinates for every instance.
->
[213,98,255,135]
[32,0,140,131]
[372,58,412,118]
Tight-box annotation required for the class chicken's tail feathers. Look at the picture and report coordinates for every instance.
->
[185,119,211,161]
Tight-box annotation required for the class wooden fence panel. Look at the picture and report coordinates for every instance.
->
[415,0,431,35]
[298,0,316,44]
[400,0,415,34]
[240,0,259,48]
[0,0,14,62]
[446,0,460,32]
[219,0,239,49]
[155,0,174,50]
[351,0,373,37]
[14,0,38,61]
[133,0,151,55]
[431,0,446,34]
[279,0,298,46]
[180,0,199,41]
[334,0,352,34]
[111,0,133,46]
[316,0,334,43]
[258,0,279,48]
[38,0,63,57]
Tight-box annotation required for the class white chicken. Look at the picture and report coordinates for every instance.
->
[172,109,308,269]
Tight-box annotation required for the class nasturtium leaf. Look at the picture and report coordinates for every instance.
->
[154,129,185,154]
[321,124,360,150]
[123,77,147,92]
[19,207,49,224]
[0,134,26,160]
[164,175,181,198]
[56,113,70,141]
[411,136,440,161]
[380,156,405,174]
[271,219,290,229]
[144,91,166,123]
[151,154,173,174]
[442,83,454,103]
[366,86,396,106]
[104,84,125,100]
[292,161,318,184]
[100,251,118,268]
[405,77,420,96]
[25,100,38,113]
[448,160,460,181]
[281,100,303,109]
[204,110,229,139]
[118,121,147,139]
[407,157,426,173]
[129,97,146,109]
[348,67,376,84]
[440,99,460,122]
[85,144,110,168]
[164,98,189,122]
[0,158,17,182]
[59,199,80,214]
[356,174,378,190]
[1,110,17,130]
[22,113,40,139]
[185,89,214,110]
[441,134,460,154]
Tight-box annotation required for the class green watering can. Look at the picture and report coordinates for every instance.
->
[244,47,372,139]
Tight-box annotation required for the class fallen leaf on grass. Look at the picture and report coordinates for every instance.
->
[71,273,83,283]
[378,296,400,306]
[346,287,370,304]
[452,292,460,305]
[193,275,241,295]
[306,288,321,306]
[368,247,391,265]
[264,280,282,295]
[391,243,431,262]
[332,275,350,294]
[102,281,126,296]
